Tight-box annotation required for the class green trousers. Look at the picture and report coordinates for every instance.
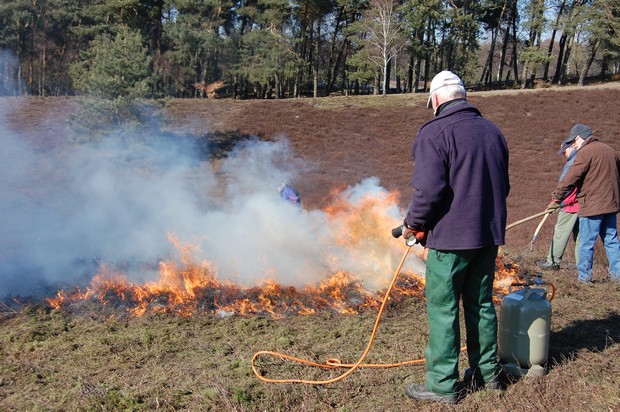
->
[546,210,579,266]
[424,246,499,395]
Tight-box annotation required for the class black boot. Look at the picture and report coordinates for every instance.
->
[463,367,506,391]
[536,260,560,270]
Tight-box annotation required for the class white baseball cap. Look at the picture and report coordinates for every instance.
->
[427,71,465,108]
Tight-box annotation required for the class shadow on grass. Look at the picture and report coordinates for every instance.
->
[548,311,620,367]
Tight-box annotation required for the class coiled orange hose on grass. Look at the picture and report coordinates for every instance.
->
[252,247,467,384]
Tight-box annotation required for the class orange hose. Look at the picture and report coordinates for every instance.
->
[547,282,556,302]
[251,247,467,384]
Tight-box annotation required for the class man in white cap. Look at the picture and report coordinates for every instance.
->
[551,124,620,284]
[398,70,510,403]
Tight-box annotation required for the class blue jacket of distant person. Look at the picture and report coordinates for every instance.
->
[405,99,510,250]
[279,184,301,206]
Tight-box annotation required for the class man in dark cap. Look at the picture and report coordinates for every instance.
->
[552,124,620,284]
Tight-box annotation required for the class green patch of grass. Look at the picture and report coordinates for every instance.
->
[232,387,253,405]
[82,387,148,410]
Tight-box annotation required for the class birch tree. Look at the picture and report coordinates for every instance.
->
[359,0,404,95]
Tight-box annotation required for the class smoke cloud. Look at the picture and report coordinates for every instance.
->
[0,101,424,298]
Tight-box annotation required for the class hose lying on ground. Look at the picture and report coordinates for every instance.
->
[251,245,469,384]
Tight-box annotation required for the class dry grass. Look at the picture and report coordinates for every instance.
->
[2,83,620,411]
[1,284,619,411]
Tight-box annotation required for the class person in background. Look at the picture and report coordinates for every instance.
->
[536,136,581,270]
[397,70,510,404]
[278,182,301,207]
[551,124,620,284]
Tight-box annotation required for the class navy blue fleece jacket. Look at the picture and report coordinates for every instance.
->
[405,99,510,250]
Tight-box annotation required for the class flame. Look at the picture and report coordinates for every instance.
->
[493,250,521,303]
[45,186,521,318]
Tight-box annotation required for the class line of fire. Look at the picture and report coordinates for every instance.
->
[41,187,520,320]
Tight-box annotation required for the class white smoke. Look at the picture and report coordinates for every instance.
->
[0,101,425,298]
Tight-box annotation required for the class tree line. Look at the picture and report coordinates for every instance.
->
[0,0,618,99]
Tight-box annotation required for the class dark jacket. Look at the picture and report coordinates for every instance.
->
[405,100,510,250]
[554,137,620,217]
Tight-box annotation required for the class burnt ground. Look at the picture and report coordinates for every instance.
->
[1,85,620,411]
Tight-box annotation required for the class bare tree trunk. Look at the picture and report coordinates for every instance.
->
[511,7,519,85]
[295,20,310,98]
[18,63,23,95]
[406,53,414,93]
[497,18,510,83]
[313,21,320,98]
[479,28,495,85]
[383,57,391,96]
[275,73,281,98]
[600,48,607,80]
[543,0,566,80]
[414,54,421,93]
[521,64,529,89]
[424,49,430,92]
[424,19,434,90]
[313,69,318,97]
[578,40,599,86]
[559,32,575,84]
[382,59,387,96]
[29,59,33,95]
[553,32,567,84]
[553,1,578,85]
[480,1,506,85]
[326,6,345,93]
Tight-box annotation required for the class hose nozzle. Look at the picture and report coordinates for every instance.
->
[391,225,404,238]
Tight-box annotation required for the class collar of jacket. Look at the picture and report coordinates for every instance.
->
[434,98,473,117]
[581,136,598,146]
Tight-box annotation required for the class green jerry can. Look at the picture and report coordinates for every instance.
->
[498,287,551,377]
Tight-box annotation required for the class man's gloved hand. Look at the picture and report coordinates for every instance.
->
[391,221,427,247]
[546,200,562,211]
[403,225,427,247]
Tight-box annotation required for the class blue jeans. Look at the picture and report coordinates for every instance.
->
[577,214,620,282]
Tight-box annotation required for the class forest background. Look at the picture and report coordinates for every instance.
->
[0,0,619,102]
